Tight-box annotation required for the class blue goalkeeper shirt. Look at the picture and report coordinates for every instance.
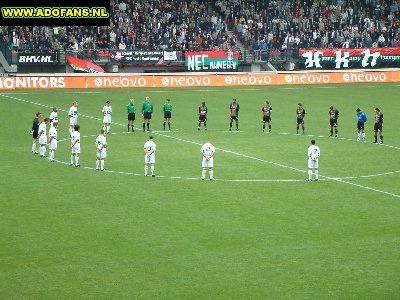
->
[357,112,367,123]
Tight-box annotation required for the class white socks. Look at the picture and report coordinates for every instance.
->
[201,169,206,179]
[151,166,155,175]
[32,144,36,152]
[209,169,214,179]
[308,169,312,180]
[144,165,148,176]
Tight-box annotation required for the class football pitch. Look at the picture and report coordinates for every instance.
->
[1,83,399,298]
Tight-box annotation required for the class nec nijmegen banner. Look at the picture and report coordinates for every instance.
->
[299,48,400,69]
[185,51,240,72]
[0,0,110,26]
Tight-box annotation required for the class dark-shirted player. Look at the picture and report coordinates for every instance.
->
[229,98,240,131]
[262,101,272,132]
[31,112,42,154]
[373,107,384,144]
[198,102,208,131]
[329,106,339,138]
[296,103,306,134]
[163,99,173,131]
[356,108,367,142]
[127,99,136,132]
[142,96,154,132]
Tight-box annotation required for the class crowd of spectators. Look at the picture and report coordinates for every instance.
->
[226,0,400,54]
[0,0,399,61]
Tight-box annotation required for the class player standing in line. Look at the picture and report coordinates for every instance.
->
[356,108,367,142]
[127,99,136,132]
[31,112,42,154]
[296,103,306,134]
[198,101,208,131]
[38,118,49,157]
[102,100,112,134]
[49,107,59,126]
[70,125,81,167]
[307,139,320,182]
[142,96,154,132]
[95,129,107,171]
[48,122,58,162]
[163,98,173,131]
[200,138,215,180]
[68,101,78,137]
[262,101,272,132]
[328,106,339,138]
[373,107,384,144]
[144,136,156,177]
[229,98,240,131]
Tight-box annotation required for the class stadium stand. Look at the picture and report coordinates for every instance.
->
[0,0,399,62]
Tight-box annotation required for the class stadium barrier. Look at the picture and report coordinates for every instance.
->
[0,70,399,90]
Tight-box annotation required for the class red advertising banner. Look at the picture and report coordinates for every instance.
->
[184,51,240,71]
[299,48,400,69]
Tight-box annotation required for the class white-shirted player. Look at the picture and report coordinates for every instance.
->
[49,107,59,126]
[307,139,320,181]
[68,101,78,136]
[70,125,81,167]
[95,129,107,171]
[200,138,215,180]
[48,122,58,162]
[38,118,49,157]
[144,136,156,177]
[102,101,112,134]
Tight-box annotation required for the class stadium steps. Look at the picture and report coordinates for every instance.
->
[0,50,17,73]
[226,30,253,62]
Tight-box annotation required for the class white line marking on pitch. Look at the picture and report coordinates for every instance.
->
[2,93,400,198]
[65,91,105,94]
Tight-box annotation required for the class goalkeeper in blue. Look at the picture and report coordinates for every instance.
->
[307,139,320,181]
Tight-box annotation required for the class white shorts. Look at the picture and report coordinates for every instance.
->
[39,134,47,145]
[70,117,77,126]
[202,157,214,168]
[72,143,81,154]
[97,148,107,159]
[308,158,318,169]
[49,140,57,150]
[103,115,111,124]
[145,153,155,164]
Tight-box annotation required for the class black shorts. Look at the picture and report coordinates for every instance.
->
[263,116,271,122]
[357,122,365,130]
[230,116,238,120]
[164,111,172,119]
[32,130,39,139]
[199,115,207,122]
[143,112,152,120]
[330,118,338,126]
[374,123,382,132]
[128,113,135,121]
[297,118,304,125]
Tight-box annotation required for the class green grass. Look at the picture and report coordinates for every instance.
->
[1,83,399,299]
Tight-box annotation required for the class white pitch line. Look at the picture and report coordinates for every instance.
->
[3,93,400,197]
[65,91,105,94]
[323,175,400,198]
[54,156,303,182]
